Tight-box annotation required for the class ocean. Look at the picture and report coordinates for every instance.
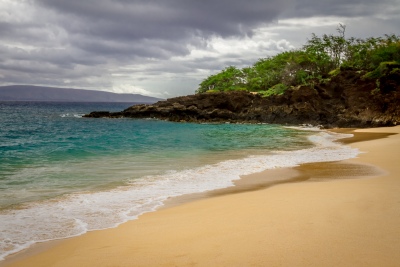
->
[0,101,359,260]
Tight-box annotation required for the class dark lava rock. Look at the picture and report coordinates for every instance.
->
[84,70,400,128]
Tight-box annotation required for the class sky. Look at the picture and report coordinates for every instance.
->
[1,0,399,98]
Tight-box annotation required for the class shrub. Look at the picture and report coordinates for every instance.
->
[258,84,288,97]
[363,61,398,80]
[328,68,341,77]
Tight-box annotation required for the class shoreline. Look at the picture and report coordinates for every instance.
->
[158,127,391,209]
[2,126,400,266]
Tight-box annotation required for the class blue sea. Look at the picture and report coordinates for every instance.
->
[0,101,359,260]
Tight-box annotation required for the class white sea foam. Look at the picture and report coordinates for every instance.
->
[0,130,358,261]
[60,113,85,118]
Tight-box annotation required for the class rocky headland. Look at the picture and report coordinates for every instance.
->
[84,69,400,128]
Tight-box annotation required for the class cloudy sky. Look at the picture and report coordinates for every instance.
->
[1,0,399,98]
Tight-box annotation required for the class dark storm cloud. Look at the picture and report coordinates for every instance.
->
[38,0,286,37]
[33,0,289,61]
[1,0,399,96]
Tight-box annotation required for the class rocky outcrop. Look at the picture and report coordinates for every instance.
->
[84,70,400,128]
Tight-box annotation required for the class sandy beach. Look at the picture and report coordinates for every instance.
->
[2,126,400,267]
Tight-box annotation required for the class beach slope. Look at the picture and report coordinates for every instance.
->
[3,126,400,267]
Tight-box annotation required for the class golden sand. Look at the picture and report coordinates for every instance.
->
[2,126,400,267]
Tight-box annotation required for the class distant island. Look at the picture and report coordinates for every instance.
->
[0,85,162,103]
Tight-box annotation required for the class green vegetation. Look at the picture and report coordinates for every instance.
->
[363,61,399,80]
[196,25,400,96]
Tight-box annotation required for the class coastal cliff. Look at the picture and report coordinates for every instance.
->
[84,69,399,128]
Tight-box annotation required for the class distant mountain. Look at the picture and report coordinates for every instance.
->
[0,85,163,103]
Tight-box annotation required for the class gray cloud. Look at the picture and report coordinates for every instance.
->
[0,0,399,97]
[38,0,286,36]
[282,0,400,18]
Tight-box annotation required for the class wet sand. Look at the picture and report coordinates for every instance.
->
[2,126,400,267]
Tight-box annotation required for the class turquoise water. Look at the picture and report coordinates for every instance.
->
[0,101,359,260]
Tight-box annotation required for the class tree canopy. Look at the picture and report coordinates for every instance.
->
[196,25,400,96]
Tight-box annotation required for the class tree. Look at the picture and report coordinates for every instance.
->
[342,34,400,70]
[196,66,245,93]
